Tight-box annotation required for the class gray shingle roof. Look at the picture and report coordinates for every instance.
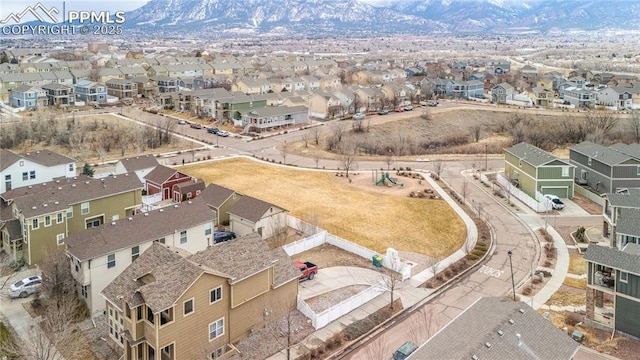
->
[617,208,640,237]
[605,193,640,208]
[409,297,579,360]
[65,199,214,261]
[239,105,307,118]
[228,195,285,223]
[118,155,158,172]
[609,143,640,160]
[584,244,640,276]
[504,142,569,167]
[571,141,632,166]
[6,174,142,218]
[199,183,236,208]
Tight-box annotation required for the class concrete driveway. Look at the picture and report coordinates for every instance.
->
[298,266,387,301]
[557,198,591,217]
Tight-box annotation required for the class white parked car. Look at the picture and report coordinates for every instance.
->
[543,194,565,210]
[353,112,365,120]
[9,275,42,298]
[217,130,230,137]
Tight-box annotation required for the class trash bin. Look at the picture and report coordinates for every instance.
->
[372,255,383,268]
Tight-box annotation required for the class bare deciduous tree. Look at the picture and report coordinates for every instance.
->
[301,132,310,148]
[338,136,358,178]
[379,256,404,311]
[280,140,288,164]
[469,124,481,142]
[628,110,640,143]
[263,298,305,360]
[431,160,446,180]
[311,126,321,145]
[460,179,469,202]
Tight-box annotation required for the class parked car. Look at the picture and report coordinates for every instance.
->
[207,127,219,134]
[177,119,187,125]
[403,105,413,111]
[395,108,404,112]
[9,275,42,298]
[217,130,230,137]
[353,112,365,120]
[428,101,439,107]
[377,110,389,115]
[190,123,202,129]
[295,261,318,281]
[213,231,236,244]
[544,194,565,210]
[391,341,418,360]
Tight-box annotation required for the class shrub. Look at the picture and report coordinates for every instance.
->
[532,277,542,285]
[466,253,479,261]
[522,286,532,295]
[575,226,587,242]
[544,260,552,267]
[565,312,582,326]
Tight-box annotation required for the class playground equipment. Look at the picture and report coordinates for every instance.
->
[374,171,399,186]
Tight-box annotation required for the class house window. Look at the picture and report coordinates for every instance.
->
[107,254,116,269]
[136,307,143,321]
[180,230,187,244]
[147,344,155,360]
[132,246,139,261]
[211,346,226,359]
[69,164,74,172]
[160,308,173,326]
[29,170,36,179]
[620,271,628,283]
[67,207,73,218]
[22,172,28,181]
[81,285,88,298]
[125,304,131,319]
[184,299,194,316]
[56,233,65,245]
[205,223,212,236]
[208,318,224,341]
[19,160,24,167]
[57,212,63,224]
[147,306,155,324]
[210,286,222,304]
[561,166,569,177]
[86,217,101,228]
[161,344,174,358]
[32,218,39,229]
[637,166,640,176]
[81,202,89,215]
[43,215,51,226]
[154,237,165,244]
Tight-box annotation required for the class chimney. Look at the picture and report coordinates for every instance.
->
[516,333,521,345]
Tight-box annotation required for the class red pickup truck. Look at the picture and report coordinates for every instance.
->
[295,261,318,281]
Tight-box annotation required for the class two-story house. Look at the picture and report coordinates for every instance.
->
[491,82,514,104]
[504,142,575,199]
[114,155,159,183]
[74,80,107,104]
[585,243,640,339]
[41,83,75,107]
[9,84,48,109]
[570,141,640,194]
[236,105,308,133]
[100,233,300,359]
[1,174,142,264]
[106,79,136,100]
[451,80,484,99]
[431,78,454,98]
[602,191,640,249]
[65,200,215,315]
[597,86,633,110]
[563,86,596,108]
[0,149,76,194]
[529,86,554,108]
[198,184,241,227]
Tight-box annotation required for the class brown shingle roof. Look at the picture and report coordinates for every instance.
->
[102,233,299,313]
[65,199,214,261]
[199,183,236,208]
[20,149,76,167]
[173,179,205,194]
[144,164,180,185]
[10,174,142,218]
[118,155,158,172]
[227,195,286,223]
[0,149,22,171]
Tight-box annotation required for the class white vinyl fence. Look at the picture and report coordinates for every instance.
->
[496,173,551,213]
[297,281,386,329]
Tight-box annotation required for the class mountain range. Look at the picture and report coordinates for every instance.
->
[124,0,640,36]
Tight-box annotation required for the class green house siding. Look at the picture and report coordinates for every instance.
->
[25,215,68,264]
[67,190,142,234]
[505,156,537,198]
[615,296,640,338]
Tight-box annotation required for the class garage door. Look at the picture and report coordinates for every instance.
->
[540,186,568,198]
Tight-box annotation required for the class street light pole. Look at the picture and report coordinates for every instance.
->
[485,143,488,171]
[508,250,516,301]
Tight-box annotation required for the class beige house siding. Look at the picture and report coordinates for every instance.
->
[231,268,270,308]
[156,274,230,358]
[217,194,240,226]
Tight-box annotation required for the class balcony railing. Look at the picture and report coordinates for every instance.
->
[592,271,615,290]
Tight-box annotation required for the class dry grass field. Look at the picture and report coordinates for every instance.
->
[181,158,466,258]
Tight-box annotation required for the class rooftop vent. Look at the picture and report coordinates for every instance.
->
[111,221,116,225]
[144,213,149,216]
[74,176,77,180]
[128,217,133,221]
[516,333,521,345]
[54,201,59,205]
[43,204,47,207]
[36,150,40,154]
[42,183,46,186]
[58,187,62,190]
[519,308,525,314]
[159,209,164,212]
[113,175,117,178]
[85,181,90,184]
[72,184,76,187]
[28,185,32,189]
[56,180,60,183]
[32,206,37,210]
[485,342,492,349]
[472,356,479,360]
[509,319,515,325]
[497,330,504,337]
[174,204,178,208]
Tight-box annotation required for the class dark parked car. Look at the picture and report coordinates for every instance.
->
[213,231,236,243]
[207,127,219,134]
[190,123,202,129]
[377,109,389,115]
